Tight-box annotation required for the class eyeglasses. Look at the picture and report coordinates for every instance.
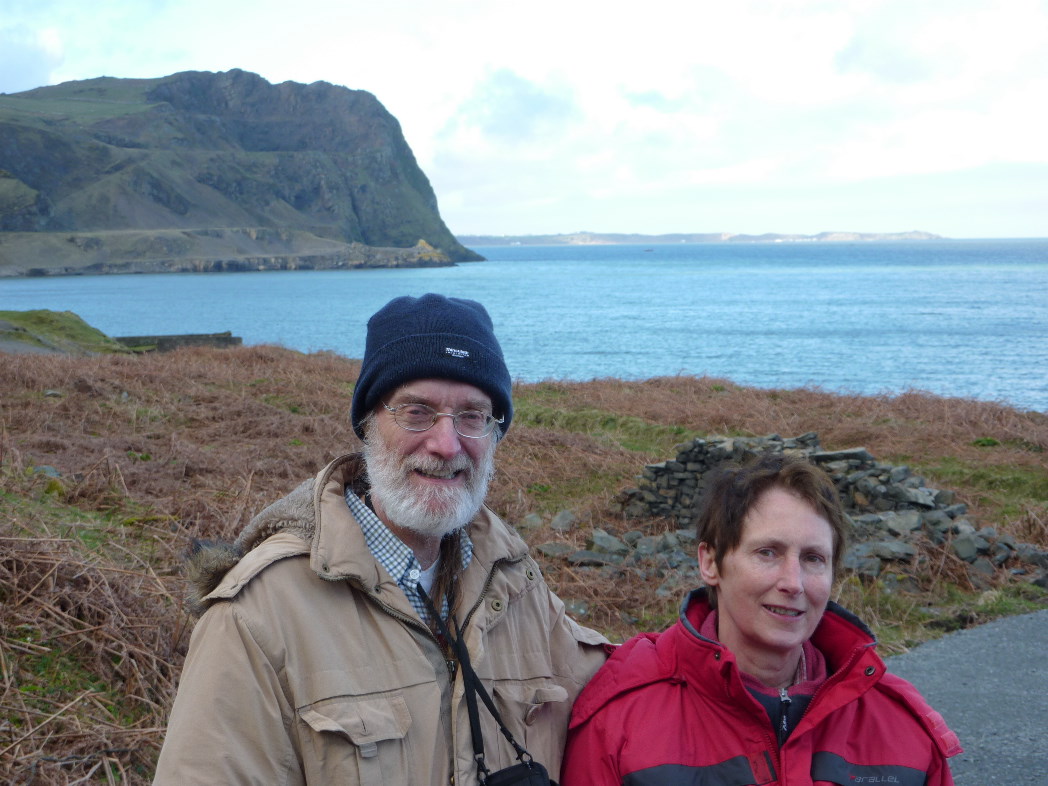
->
[383,402,503,439]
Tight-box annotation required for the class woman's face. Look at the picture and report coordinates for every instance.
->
[698,487,834,679]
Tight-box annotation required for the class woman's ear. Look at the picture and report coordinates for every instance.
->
[698,542,720,587]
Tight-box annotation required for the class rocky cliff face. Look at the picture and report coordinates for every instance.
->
[0,69,480,274]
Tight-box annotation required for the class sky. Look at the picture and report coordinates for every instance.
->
[1,0,1046,239]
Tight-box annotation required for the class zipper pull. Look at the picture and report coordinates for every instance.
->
[446,658,457,679]
[778,688,792,747]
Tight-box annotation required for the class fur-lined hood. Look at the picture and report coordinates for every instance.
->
[182,453,528,616]
[182,453,367,614]
[183,473,318,614]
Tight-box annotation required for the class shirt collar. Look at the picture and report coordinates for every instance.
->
[344,488,473,619]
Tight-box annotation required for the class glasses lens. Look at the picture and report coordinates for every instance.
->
[394,404,437,431]
[453,410,493,438]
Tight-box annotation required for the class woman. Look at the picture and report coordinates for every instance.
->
[562,453,961,785]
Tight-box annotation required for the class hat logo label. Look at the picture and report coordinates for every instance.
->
[445,346,470,359]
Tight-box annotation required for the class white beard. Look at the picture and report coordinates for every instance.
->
[363,428,496,540]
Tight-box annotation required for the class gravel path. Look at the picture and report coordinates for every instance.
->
[887,609,1048,785]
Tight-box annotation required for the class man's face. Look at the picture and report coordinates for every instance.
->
[363,379,497,538]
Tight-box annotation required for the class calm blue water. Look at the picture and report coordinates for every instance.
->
[2,239,1046,412]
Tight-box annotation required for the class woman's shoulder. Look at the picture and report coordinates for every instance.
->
[873,672,963,758]
[568,628,677,728]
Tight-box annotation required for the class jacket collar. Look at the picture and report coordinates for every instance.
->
[676,587,880,675]
[671,587,887,729]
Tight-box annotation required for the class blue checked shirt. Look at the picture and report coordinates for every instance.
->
[344,488,473,621]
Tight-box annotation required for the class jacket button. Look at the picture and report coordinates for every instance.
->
[490,598,505,612]
[865,666,876,676]
[526,568,536,581]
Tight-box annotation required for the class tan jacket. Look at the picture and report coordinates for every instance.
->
[154,454,608,785]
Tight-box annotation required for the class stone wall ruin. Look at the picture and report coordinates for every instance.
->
[606,432,1048,589]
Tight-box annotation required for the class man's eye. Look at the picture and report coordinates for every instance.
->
[401,405,431,416]
[457,411,487,425]
[398,405,434,423]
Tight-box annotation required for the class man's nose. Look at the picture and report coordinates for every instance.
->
[423,413,464,458]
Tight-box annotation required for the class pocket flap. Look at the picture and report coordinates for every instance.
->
[494,681,568,706]
[299,694,411,746]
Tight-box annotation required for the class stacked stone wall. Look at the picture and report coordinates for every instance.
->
[610,432,1047,588]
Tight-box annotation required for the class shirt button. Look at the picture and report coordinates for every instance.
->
[408,568,421,581]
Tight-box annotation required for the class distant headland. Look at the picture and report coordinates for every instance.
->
[0,69,478,278]
[456,230,944,246]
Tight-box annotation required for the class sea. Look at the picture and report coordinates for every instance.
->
[2,238,1046,413]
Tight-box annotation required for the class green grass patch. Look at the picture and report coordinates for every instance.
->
[628,602,680,635]
[515,382,573,406]
[522,468,625,514]
[836,575,1048,654]
[0,77,158,121]
[261,393,304,413]
[918,456,1048,516]
[133,406,169,423]
[0,309,133,354]
[5,627,152,735]
[513,402,692,454]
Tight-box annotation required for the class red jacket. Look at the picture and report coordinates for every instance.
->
[563,589,961,785]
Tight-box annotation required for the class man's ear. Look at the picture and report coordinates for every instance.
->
[698,542,720,587]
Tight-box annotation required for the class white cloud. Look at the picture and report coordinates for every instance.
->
[0,0,1046,236]
[0,24,64,93]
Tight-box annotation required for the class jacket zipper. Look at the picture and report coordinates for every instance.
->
[789,642,872,735]
[771,643,878,778]
[461,556,523,630]
[777,688,792,748]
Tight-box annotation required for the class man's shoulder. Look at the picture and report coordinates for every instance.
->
[183,463,333,614]
[468,504,530,564]
[199,532,313,606]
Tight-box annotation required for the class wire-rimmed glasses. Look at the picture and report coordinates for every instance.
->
[383,402,502,438]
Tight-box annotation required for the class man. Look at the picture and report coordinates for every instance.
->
[154,293,608,785]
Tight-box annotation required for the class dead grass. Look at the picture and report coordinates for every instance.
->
[0,454,185,783]
[511,376,1048,525]
[1,347,1046,782]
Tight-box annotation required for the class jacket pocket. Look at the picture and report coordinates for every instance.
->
[488,681,569,770]
[299,693,412,786]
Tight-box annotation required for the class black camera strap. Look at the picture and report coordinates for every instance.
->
[418,584,543,784]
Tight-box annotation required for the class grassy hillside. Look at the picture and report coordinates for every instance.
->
[0,70,481,270]
[1,343,1046,782]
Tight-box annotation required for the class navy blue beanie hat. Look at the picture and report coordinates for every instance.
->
[351,294,513,439]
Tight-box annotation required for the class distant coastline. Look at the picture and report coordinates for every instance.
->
[457,230,944,246]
